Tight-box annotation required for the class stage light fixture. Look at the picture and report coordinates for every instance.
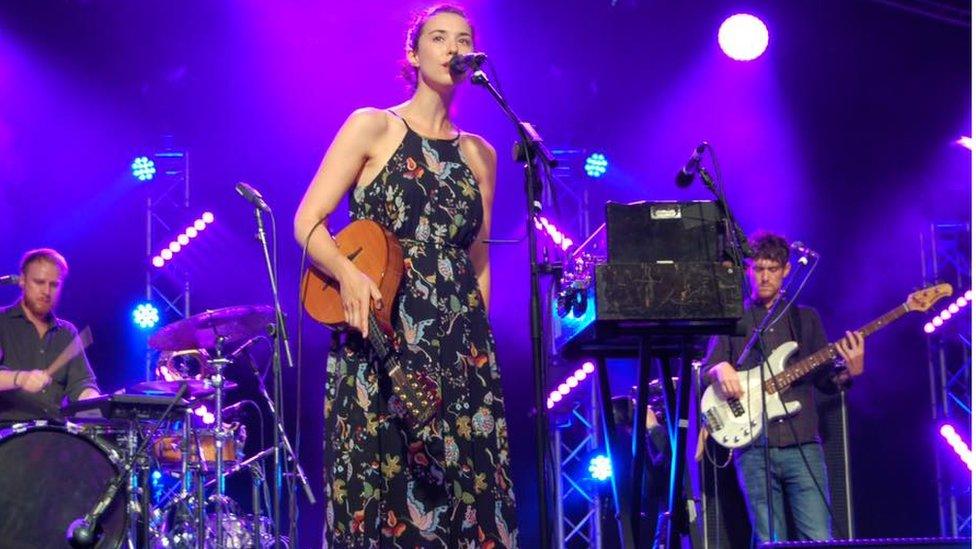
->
[131,156,156,182]
[132,302,160,330]
[718,14,769,61]
[588,455,613,481]
[939,424,973,471]
[153,211,216,268]
[924,289,971,333]
[584,153,608,178]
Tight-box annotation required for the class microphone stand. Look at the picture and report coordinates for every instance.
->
[698,164,781,542]
[67,385,188,547]
[250,204,316,549]
[467,66,558,548]
[697,167,753,260]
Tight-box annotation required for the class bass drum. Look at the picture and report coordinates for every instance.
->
[0,422,128,548]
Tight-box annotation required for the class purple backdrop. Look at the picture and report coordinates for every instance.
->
[0,0,970,544]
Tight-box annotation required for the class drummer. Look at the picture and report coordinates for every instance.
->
[0,248,100,422]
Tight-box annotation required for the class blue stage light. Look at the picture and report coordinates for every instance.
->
[588,454,613,481]
[584,153,608,178]
[131,156,156,181]
[132,303,160,330]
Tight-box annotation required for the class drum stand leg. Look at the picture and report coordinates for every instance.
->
[251,463,264,546]
[124,425,140,548]
[209,337,231,549]
[122,420,151,549]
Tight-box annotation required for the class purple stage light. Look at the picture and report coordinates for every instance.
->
[939,424,973,470]
[718,14,769,61]
[547,360,599,411]
[154,211,215,268]
[956,136,973,150]
[534,216,575,254]
[924,289,972,333]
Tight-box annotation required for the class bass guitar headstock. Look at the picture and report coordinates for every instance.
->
[906,283,953,312]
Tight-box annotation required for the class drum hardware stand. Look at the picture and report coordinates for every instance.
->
[210,335,232,549]
[251,462,265,546]
[122,422,153,548]
[167,401,207,548]
[240,183,316,547]
[67,386,188,548]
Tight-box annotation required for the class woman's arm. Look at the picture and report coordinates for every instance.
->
[294,108,388,336]
[461,134,497,312]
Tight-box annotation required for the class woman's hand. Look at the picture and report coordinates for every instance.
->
[338,261,383,338]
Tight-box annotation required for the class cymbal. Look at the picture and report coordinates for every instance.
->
[128,379,238,399]
[149,305,273,352]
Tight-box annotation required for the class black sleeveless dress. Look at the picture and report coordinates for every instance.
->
[322,113,519,548]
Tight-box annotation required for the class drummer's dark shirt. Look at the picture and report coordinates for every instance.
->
[0,301,100,421]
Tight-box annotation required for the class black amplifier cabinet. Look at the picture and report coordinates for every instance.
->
[595,262,742,321]
[553,262,743,356]
[606,200,726,263]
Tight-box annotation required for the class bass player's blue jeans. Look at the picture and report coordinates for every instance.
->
[734,442,832,544]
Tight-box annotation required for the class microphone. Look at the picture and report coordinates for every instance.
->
[221,401,248,418]
[449,52,487,75]
[0,274,19,286]
[675,142,708,188]
[235,182,270,212]
[791,241,820,264]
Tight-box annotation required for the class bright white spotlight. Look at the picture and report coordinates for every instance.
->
[718,14,769,61]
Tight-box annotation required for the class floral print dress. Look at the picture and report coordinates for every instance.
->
[323,114,518,548]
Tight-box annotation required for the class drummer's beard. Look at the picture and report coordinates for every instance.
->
[23,292,56,321]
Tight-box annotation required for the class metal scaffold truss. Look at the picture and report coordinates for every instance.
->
[553,383,604,548]
[921,222,971,536]
[145,150,190,379]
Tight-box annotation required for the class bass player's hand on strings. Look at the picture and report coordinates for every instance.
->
[338,260,383,338]
[834,330,865,376]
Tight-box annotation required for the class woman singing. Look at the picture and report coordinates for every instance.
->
[294,4,518,547]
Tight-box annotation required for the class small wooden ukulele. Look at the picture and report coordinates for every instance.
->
[301,219,440,430]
